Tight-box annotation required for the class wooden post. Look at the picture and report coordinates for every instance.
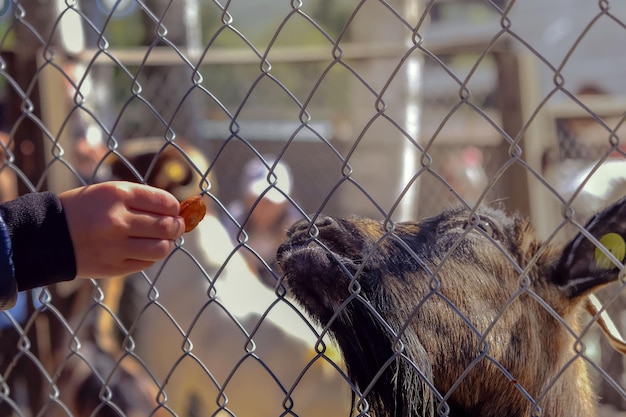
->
[3,51,48,194]
[493,50,532,218]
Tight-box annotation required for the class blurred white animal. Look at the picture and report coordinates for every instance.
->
[109,139,351,417]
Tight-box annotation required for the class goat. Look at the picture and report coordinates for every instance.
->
[276,198,626,417]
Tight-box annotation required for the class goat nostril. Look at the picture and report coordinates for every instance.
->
[315,216,334,228]
[286,216,335,238]
[287,220,311,237]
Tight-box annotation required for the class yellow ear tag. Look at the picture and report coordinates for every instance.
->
[594,233,626,270]
[164,160,187,183]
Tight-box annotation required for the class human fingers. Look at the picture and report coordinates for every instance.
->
[122,236,177,262]
[116,259,156,276]
[118,181,181,216]
[84,237,174,277]
[88,258,157,278]
[125,209,185,240]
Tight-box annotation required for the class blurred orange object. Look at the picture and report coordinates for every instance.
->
[179,195,206,233]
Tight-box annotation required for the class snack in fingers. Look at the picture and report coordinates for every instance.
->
[180,195,206,232]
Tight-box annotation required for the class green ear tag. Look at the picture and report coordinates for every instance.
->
[595,233,626,270]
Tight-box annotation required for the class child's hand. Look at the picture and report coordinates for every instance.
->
[59,181,185,277]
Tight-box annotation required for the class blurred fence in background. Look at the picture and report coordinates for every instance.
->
[0,0,625,416]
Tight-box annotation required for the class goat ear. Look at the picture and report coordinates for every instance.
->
[553,196,626,298]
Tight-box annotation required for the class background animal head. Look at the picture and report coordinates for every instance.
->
[106,137,212,201]
[277,197,626,417]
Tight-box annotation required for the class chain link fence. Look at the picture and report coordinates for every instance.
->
[0,0,625,416]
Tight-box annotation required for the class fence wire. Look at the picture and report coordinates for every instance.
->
[0,0,625,416]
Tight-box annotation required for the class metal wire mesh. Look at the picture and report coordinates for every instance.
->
[0,0,625,416]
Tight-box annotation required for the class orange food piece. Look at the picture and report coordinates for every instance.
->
[179,195,206,233]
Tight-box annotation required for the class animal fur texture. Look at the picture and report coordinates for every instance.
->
[277,198,626,417]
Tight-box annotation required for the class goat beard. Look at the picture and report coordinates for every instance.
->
[313,292,434,417]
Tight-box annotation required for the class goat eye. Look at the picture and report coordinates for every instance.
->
[464,217,496,238]
[477,219,495,237]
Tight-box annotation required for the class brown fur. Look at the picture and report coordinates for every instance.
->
[277,200,626,417]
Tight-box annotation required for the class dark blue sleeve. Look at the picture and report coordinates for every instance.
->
[0,212,17,310]
[0,192,77,292]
